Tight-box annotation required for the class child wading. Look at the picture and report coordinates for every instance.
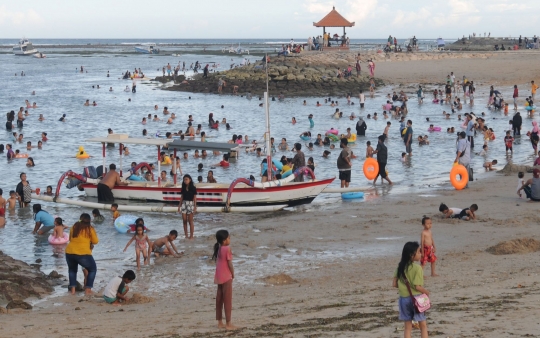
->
[123,223,152,269]
[393,241,430,338]
[213,230,238,330]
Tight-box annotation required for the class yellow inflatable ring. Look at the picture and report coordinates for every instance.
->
[363,158,379,180]
[76,154,90,159]
[76,146,90,159]
[347,133,357,143]
[450,164,468,190]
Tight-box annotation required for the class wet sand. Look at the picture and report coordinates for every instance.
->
[2,172,540,337]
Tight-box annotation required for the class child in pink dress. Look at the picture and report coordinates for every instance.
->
[213,230,237,330]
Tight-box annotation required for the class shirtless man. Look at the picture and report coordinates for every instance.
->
[98,163,128,203]
[151,230,182,257]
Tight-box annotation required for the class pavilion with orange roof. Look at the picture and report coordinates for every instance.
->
[313,6,355,49]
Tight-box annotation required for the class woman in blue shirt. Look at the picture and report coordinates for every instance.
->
[32,204,55,235]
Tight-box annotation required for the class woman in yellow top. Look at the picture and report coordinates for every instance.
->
[65,213,99,295]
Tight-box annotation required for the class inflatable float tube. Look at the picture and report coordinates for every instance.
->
[428,127,441,132]
[327,134,340,142]
[526,105,536,111]
[300,135,311,141]
[15,153,29,158]
[341,192,364,200]
[450,164,468,190]
[363,158,379,180]
[281,169,293,178]
[128,175,145,181]
[48,232,69,245]
[272,159,283,171]
[326,129,339,135]
[347,134,357,143]
[114,215,138,234]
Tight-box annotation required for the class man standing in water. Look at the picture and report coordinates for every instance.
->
[372,135,392,185]
[292,143,305,182]
[98,164,128,202]
[455,132,471,188]
[337,138,352,188]
[466,114,475,148]
[403,120,413,156]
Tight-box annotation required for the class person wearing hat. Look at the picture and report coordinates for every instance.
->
[517,169,540,201]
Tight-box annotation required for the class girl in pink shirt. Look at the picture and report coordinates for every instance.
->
[213,230,237,330]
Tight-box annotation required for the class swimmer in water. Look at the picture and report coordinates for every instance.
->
[32,102,38,108]
[292,117,296,124]
[316,101,321,106]
[109,87,113,92]
[31,91,35,95]
[123,147,130,156]
[303,100,307,106]
[167,118,173,124]
[163,107,170,115]
[171,113,176,119]
[221,118,227,124]
[92,101,97,106]
[154,105,158,110]
[153,115,160,121]
[124,86,130,92]
[84,100,90,106]
[38,114,45,121]
[142,117,147,125]
[42,132,48,141]
[37,141,42,149]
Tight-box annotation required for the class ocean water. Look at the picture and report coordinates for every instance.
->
[0,50,536,297]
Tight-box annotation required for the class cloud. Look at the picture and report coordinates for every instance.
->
[0,6,44,26]
[304,0,335,14]
[345,0,378,24]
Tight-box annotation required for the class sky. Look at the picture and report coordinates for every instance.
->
[0,0,538,39]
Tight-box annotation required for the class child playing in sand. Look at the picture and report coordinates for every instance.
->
[92,209,105,223]
[453,204,478,220]
[123,223,152,269]
[151,230,182,257]
[483,159,497,171]
[420,216,438,277]
[392,241,430,337]
[103,270,136,305]
[111,203,120,221]
[517,172,525,198]
[7,191,19,210]
[52,217,68,240]
[213,229,237,330]
[366,141,374,158]
[438,203,462,218]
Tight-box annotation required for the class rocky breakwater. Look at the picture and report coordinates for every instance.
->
[0,251,61,313]
[154,52,383,97]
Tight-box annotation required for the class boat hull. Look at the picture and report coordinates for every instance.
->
[13,49,38,55]
[81,178,334,206]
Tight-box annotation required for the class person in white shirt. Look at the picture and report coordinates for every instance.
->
[102,270,136,305]
[359,91,365,108]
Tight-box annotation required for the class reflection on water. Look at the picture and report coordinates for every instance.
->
[0,52,536,294]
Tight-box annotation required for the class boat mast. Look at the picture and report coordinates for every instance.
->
[264,54,272,181]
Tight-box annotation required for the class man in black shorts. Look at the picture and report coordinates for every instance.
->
[337,138,352,188]
[372,135,393,185]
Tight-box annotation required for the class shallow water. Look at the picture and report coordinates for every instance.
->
[0,51,537,295]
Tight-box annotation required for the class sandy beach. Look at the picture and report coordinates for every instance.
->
[1,170,540,337]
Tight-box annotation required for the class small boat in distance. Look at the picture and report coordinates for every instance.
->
[134,44,160,54]
[13,38,38,56]
[33,52,46,59]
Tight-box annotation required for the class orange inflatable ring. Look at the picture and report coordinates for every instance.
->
[363,158,379,180]
[450,164,468,190]
[15,153,29,158]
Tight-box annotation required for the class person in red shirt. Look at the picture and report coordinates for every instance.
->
[504,130,514,155]
[219,154,230,167]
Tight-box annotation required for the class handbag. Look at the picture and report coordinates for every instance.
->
[404,277,431,313]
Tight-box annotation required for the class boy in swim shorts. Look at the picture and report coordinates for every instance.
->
[420,216,438,276]
[102,270,136,305]
[151,230,183,257]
